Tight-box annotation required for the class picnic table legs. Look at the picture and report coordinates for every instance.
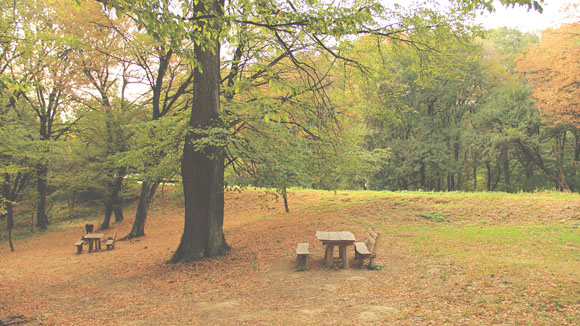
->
[340,244,349,269]
[87,239,101,253]
[324,244,350,269]
[325,244,334,268]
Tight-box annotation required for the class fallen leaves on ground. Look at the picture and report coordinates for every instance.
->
[0,189,578,325]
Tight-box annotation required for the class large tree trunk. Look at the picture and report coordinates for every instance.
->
[123,181,158,239]
[170,0,228,263]
[101,202,114,230]
[35,163,49,230]
[100,171,125,230]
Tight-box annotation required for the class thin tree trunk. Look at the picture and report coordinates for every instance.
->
[419,162,426,189]
[500,146,511,192]
[6,204,14,252]
[486,161,491,191]
[36,163,49,230]
[492,160,501,191]
[282,187,289,213]
[170,0,228,263]
[123,181,158,240]
[112,173,125,222]
[447,173,455,191]
[473,165,477,191]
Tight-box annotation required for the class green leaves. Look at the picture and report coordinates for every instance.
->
[453,0,544,13]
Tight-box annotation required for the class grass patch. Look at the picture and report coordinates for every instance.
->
[397,224,580,275]
[419,211,447,222]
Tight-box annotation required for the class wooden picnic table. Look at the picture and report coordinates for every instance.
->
[315,231,356,269]
[83,233,104,253]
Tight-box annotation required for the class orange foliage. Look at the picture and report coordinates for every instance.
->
[516,23,580,127]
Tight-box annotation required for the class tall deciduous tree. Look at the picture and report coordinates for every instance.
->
[4,0,82,229]
[71,5,134,229]
[123,35,193,240]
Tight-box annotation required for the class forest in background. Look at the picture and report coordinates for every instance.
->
[1,0,577,249]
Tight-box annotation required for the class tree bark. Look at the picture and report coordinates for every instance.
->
[170,0,228,263]
[500,146,511,192]
[100,171,125,230]
[282,187,289,213]
[2,172,28,250]
[473,165,477,191]
[553,132,571,192]
[123,180,158,239]
[486,161,492,191]
[447,173,455,191]
[35,163,49,230]
[574,129,580,162]
[101,202,113,230]
[419,162,426,189]
[4,202,14,252]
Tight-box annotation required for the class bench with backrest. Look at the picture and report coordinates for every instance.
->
[74,239,85,254]
[106,232,116,250]
[354,228,382,269]
[296,242,310,270]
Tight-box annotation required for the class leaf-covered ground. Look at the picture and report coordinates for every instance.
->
[1,189,579,325]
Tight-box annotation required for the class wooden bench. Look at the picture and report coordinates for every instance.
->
[296,243,310,270]
[106,232,116,251]
[74,239,85,254]
[354,228,382,269]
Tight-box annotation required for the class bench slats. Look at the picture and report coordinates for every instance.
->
[74,240,84,254]
[355,242,371,256]
[296,242,310,270]
[106,231,116,250]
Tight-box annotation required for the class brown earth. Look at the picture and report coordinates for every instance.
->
[0,189,578,325]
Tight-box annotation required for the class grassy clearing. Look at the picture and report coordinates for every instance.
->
[314,189,580,324]
[399,224,580,274]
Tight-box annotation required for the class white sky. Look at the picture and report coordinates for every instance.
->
[475,0,578,32]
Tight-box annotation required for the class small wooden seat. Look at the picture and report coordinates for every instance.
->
[354,242,372,256]
[296,243,310,270]
[106,232,116,250]
[75,240,84,254]
[354,228,382,269]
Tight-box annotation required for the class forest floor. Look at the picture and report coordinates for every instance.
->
[1,188,579,325]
